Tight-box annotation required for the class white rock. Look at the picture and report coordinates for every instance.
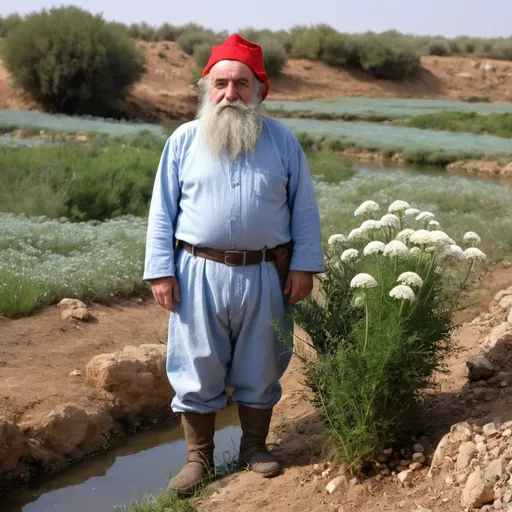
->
[445,475,454,485]
[494,287,512,304]
[457,441,477,471]
[483,458,506,482]
[484,423,499,437]
[321,468,332,478]
[503,489,512,503]
[325,476,346,494]
[461,468,495,508]
[502,429,512,438]
[499,295,512,311]
[501,381,509,388]
[467,355,495,381]
[495,499,504,510]
[475,434,487,443]
[397,469,413,486]
[486,323,512,350]
[69,369,82,377]
[412,452,426,464]
[477,442,488,455]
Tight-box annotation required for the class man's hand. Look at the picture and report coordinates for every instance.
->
[151,277,181,313]
[284,271,313,305]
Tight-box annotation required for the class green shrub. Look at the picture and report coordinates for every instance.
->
[357,36,420,79]
[490,40,512,60]
[321,32,351,67]
[177,31,221,55]
[289,24,339,60]
[0,134,162,220]
[0,13,22,37]
[448,40,461,54]
[260,38,287,76]
[294,199,485,468]
[158,51,166,59]
[193,43,213,70]
[395,112,512,139]
[154,23,183,42]
[3,7,145,115]
[128,22,156,41]
[428,39,450,56]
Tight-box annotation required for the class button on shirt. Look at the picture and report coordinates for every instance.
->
[143,116,324,280]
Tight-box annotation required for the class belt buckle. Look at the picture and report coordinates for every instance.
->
[224,250,247,266]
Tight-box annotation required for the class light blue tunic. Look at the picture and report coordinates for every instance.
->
[143,116,324,413]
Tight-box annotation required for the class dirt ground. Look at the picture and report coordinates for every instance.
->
[1,262,512,510]
[0,298,169,427]
[1,41,511,121]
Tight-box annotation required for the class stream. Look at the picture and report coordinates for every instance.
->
[2,404,242,512]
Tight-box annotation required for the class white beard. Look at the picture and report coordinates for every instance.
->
[196,88,262,161]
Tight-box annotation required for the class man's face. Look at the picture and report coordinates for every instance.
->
[209,60,258,105]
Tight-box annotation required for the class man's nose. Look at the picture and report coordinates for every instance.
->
[224,81,237,101]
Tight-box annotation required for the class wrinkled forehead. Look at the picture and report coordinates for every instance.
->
[209,60,255,83]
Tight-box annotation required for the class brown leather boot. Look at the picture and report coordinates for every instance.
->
[237,404,281,478]
[169,412,216,495]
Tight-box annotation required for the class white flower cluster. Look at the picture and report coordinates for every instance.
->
[389,285,415,301]
[383,240,409,259]
[341,248,359,262]
[350,273,378,289]
[380,214,400,228]
[397,271,423,288]
[388,200,410,215]
[463,231,482,246]
[363,241,385,256]
[464,247,487,262]
[328,234,346,248]
[355,200,380,217]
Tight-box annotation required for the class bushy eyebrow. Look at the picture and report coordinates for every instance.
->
[213,77,250,86]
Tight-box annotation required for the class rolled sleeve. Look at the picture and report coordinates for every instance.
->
[143,138,181,281]
[286,143,324,273]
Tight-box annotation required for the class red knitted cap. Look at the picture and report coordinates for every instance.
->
[202,34,270,100]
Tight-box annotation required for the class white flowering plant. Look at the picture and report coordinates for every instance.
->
[293,198,487,470]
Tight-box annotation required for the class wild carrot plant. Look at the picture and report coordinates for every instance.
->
[293,199,486,470]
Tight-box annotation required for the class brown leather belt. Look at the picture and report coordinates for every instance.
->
[177,240,290,267]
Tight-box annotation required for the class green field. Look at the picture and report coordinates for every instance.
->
[2,163,512,317]
[282,118,512,158]
[265,97,512,119]
[0,110,170,137]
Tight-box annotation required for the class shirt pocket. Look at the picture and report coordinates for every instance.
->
[254,168,287,203]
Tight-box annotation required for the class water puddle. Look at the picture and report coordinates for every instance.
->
[2,404,242,512]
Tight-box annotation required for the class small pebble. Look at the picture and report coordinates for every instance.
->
[501,381,508,388]
[473,425,483,434]
[413,443,425,453]
[412,453,426,464]
[494,498,503,510]
[502,429,512,438]
[409,462,423,471]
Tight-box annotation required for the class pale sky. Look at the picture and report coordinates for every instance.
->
[1,0,511,38]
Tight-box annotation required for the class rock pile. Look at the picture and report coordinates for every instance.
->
[428,420,512,510]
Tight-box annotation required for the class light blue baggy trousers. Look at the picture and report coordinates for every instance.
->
[167,247,295,414]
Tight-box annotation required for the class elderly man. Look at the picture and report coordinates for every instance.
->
[143,34,323,495]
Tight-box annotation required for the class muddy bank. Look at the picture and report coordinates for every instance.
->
[339,147,512,179]
[0,299,175,493]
